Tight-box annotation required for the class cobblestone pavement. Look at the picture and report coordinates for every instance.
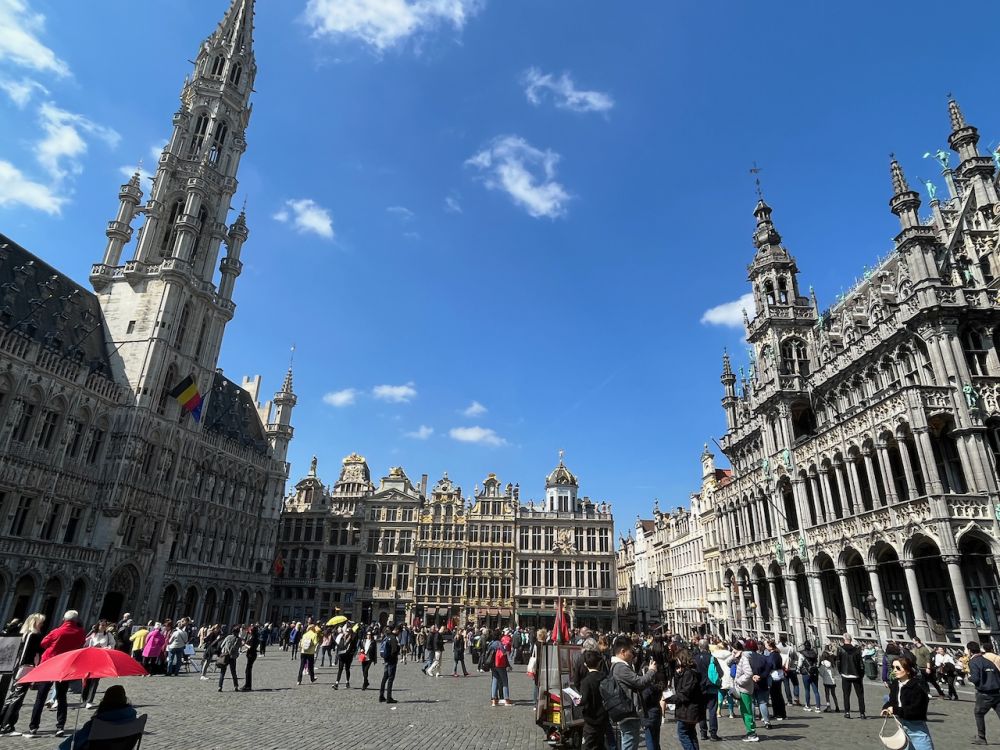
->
[15,652,993,749]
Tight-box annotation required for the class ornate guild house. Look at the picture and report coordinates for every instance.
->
[712,99,1000,648]
[0,0,293,627]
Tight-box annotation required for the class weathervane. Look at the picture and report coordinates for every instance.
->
[750,161,764,199]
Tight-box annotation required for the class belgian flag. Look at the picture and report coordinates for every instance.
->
[168,374,203,422]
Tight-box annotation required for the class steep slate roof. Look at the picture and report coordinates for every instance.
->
[203,371,269,453]
[0,232,113,377]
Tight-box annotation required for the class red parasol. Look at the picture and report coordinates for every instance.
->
[17,647,148,684]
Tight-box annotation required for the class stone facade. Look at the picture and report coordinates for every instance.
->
[0,0,293,629]
[514,457,617,631]
[654,99,1000,648]
[272,455,618,631]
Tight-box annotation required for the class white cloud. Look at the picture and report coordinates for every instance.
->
[0,0,70,76]
[449,425,506,447]
[522,67,614,113]
[405,424,434,439]
[465,135,570,219]
[462,400,486,417]
[373,382,417,403]
[35,102,120,182]
[386,205,414,220]
[444,195,461,213]
[700,292,756,328]
[0,76,47,107]
[323,388,358,407]
[0,159,64,214]
[273,198,334,239]
[303,0,482,52]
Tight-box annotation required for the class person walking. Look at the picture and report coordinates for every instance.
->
[81,621,115,708]
[673,649,706,750]
[579,650,610,750]
[379,625,401,704]
[733,641,760,742]
[23,610,85,739]
[422,627,438,675]
[765,640,787,721]
[693,638,721,742]
[359,629,378,690]
[0,613,46,736]
[333,626,355,689]
[165,618,189,677]
[609,635,659,750]
[452,630,469,676]
[241,625,259,691]
[881,654,934,750]
[296,624,319,686]
[114,614,133,654]
[911,637,941,697]
[933,646,958,701]
[216,626,242,692]
[429,627,444,678]
[486,629,512,706]
[199,624,221,680]
[778,637,801,707]
[818,646,841,713]
[798,640,822,711]
[836,634,866,719]
[969,641,1000,745]
[319,628,334,667]
[289,622,301,659]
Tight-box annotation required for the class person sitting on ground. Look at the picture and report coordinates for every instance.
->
[58,685,138,750]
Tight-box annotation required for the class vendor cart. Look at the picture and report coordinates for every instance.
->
[535,642,584,749]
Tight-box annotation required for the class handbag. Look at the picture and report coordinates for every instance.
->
[215,653,229,667]
[526,654,537,679]
[358,651,367,664]
[879,717,909,750]
[769,669,784,682]
[14,664,32,681]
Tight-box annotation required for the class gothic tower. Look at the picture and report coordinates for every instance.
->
[90,0,256,412]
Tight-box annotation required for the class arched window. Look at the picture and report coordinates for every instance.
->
[209,122,228,165]
[228,62,242,86]
[780,479,798,531]
[981,256,995,284]
[210,54,225,78]
[764,280,776,307]
[930,419,968,493]
[188,114,210,157]
[191,207,208,267]
[174,304,190,350]
[157,365,177,415]
[194,317,209,360]
[777,276,789,304]
[963,328,989,376]
[790,400,817,439]
[160,199,184,256]
[780,338,810,376]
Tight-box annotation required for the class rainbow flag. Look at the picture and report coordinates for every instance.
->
[168,374,203,421]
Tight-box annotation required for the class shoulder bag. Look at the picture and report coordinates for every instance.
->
[879,717,909,750]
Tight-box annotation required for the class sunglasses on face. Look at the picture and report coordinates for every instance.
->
[892,665,905,671]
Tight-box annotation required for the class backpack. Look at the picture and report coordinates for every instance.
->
[977,656,1000,692]
[379,637,390,660]
[707,657,722,688]
[495,646,509,669]
[729,661,738,679]
[479,643,496,672]
[599,671,637,722]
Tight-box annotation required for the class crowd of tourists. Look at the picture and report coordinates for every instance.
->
[542,628,1000,749]
[3,608,1000,749]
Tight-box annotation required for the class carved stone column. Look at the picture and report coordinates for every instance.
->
[875,444,899,504]
[942,554,978,643]
[913,428,944,495]
[896,438,919,499]
[901,560,929,641]
[862,450,883,507]
[865,564,891,642]
[835,568,859,636]
[806,571,829,643]
[767,576,781,637]
[834,464,852,517]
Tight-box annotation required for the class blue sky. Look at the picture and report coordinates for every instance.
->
[1,0,997,534]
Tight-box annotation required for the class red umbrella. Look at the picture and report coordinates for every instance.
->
[17,647,148,684]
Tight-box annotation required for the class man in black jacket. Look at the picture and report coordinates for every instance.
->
[609,636,658,750]
[968,641,1000,745]
[836,634,866,719]
[693,639,721,741]
[379,626,401,704]
[579,650,610,750]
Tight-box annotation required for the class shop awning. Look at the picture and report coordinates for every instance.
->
[438,607,450,617]
[476,608,487,616]
[499,608,512,617]
[488,607,500,616]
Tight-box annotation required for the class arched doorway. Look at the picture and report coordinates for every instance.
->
[183,586,198,620]
[159,585,179,622]
[873,543,911,634]
[220,589,234,626]
[67,579,87,613]
[840,548,868,628]
[959,532,1000,636]
[40,578,62,625]
[911,535,955,635]
[236,590,249,624]
[203,589,218,625]
[100,566,139,621]
[252,592,264,623]
[11,575,36,621]
[815,553,842,633]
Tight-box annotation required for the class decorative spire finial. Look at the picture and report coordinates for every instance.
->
[889,154,910,195]
[948,95,966,132]
[750,161,764,200]
[722,348,733,377]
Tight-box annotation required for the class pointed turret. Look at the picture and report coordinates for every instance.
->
[944,97,998,200]
[947,97,980,164]
[752,199,784,254]
[721,349,738,430]
[219,207,247,303]
[889,156,921,230]
[268,364,296,464]
[97,169,144,272]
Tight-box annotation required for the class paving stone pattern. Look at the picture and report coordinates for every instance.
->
[16,651,992,749]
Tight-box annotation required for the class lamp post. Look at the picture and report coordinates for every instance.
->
[865,591,882,649]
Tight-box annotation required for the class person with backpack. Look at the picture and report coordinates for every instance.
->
[332,625,356,689]
[969,641,1000,745]
[818,645,841,713]
[605,635,658,750]
[216,625,243,692]
[485,629,513,706]
[378,625,401,704]
[778,637,801,706]
[693,639,722,741]
[798,640,822,711]
[295,624,319,686]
